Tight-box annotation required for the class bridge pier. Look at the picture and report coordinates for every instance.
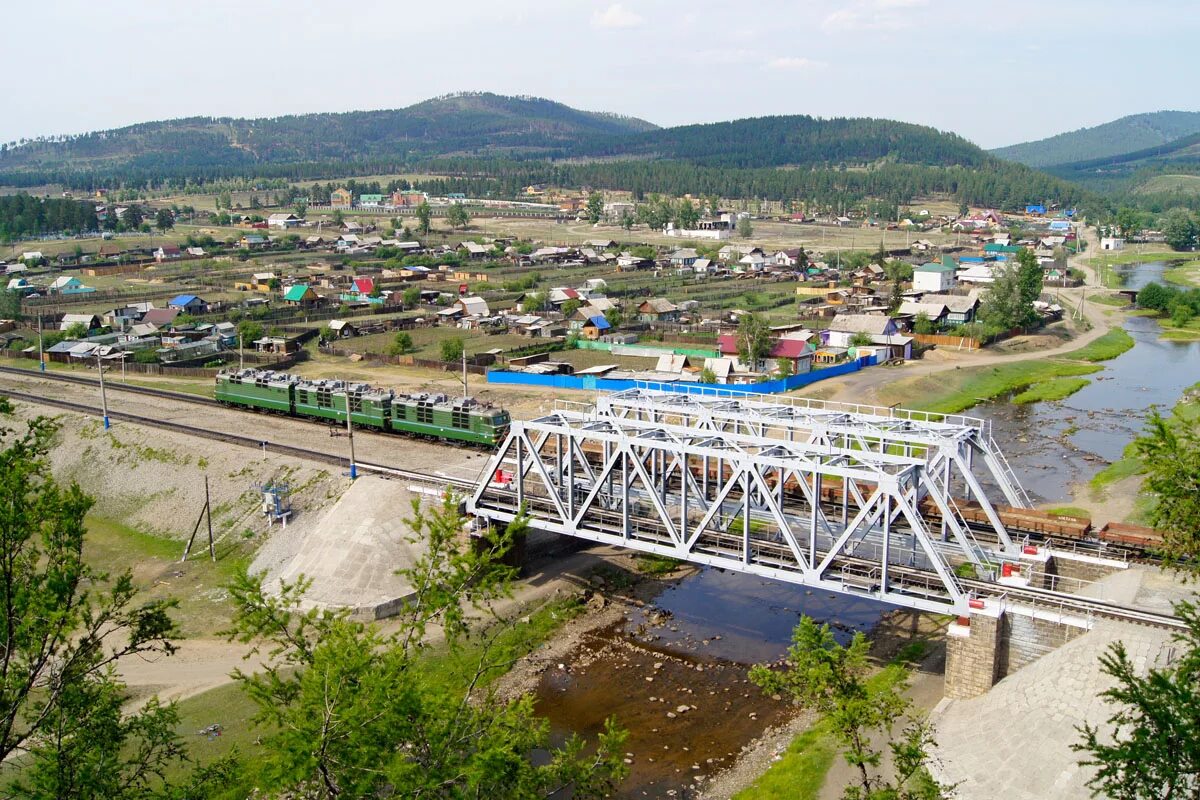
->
[945,602,1093,699]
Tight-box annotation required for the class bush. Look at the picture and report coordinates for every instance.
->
[133,349,159,364]
[440,337,465,363]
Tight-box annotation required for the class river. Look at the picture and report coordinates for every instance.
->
[977,260,1200,503]
[533,261,1198,797]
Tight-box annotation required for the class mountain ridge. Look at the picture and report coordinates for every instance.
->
[991,110,1200,168]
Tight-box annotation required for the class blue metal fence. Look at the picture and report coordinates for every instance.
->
[486,357,877,396]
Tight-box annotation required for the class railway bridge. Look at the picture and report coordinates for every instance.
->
[467,390,1181,697]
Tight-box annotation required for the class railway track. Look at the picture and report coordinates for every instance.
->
[0,364,222,407]
[4,384,1183,630]
[0,388,474,491]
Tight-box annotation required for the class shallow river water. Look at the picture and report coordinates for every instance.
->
[533,261,1197,796]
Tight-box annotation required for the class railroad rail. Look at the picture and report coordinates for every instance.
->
[3,385,1184,630]
[0,388,474,491]
[0,366,1165,560]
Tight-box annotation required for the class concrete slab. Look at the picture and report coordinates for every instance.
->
[270,476,428,618]
[930,619,1174,799]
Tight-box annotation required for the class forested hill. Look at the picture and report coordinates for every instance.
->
[0,93,659,174]
[992,111,1200,168]
[569,116,990,169]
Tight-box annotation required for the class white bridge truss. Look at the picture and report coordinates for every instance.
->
[593,389,1030,549]
[468,406,1020,615]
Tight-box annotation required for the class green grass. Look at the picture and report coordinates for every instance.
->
[1089,293,1132,307]
[1163,260,1200,287]
[1011,377,1091,405]
[896,360,1101,415]
[1068,328,1136,362]
[1084,250,1184,268]
[884,327,1137,415]
[632,553,684,575]
[83,514,253,637]
[735,664,911,800]
[1091,381,1200,496]
[733,720,837,800]
[1046,506,1090,518]
[1133,174,1200,195]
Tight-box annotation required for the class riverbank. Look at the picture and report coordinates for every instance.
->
[873,328,1133,415]
[1163,259,1200,287]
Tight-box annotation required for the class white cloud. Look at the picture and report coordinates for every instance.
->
[821,0,926,33]
[767,56,827,71]
[591,3,643,29]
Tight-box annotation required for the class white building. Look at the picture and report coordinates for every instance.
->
[1100,236,1125,251]
[912,262,957,293]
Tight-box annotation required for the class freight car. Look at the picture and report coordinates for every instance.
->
[215,368,509,447]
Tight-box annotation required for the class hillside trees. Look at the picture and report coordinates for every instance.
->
[0,194,98,241]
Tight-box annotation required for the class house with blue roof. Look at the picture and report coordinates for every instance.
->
[581,314,612,340]
[167,294,207,314]
[1025,204,1046,216]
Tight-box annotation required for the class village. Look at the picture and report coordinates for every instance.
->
[0,185,1105,391]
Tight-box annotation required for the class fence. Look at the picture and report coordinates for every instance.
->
[911,333,983,351]
[0,348,302,376]
[575,340,719,359]
[486,357,876,396]
[318,345,491,375]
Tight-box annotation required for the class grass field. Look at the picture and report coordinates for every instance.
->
[1091,380,1200,495]
[1011,377,1091,404]
[1163,259,1200,287]
[877,329,1135,414]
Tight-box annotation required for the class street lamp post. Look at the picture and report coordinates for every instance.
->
[343,381,357,480]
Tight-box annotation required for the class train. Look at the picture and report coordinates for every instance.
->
[214,368,510,447]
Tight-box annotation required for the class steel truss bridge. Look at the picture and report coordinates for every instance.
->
[467,390,1050,616]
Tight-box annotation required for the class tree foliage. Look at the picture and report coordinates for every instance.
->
[585,192,604,223]
[750,617,949,800]
[446,201,470,230]
[0,194,98,241]
[224,496,628,799]
[0,408,217,798]
[1074,601,1200,799]
[1133,408,1200,569]
[416,200,432,236]
[1162,207,1200,251]
[735,313,772,366]
[440,336,465,363]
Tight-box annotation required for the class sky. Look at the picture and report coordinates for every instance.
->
[4,0,1198,149]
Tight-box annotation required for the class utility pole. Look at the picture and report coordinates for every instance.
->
[96,349,110,429]
[239,331,244,370]
[462,349,468,400]
[37,310,45,373]
[344,382,357,480]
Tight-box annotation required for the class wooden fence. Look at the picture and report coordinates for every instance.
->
[911,333,984,351]
[318,345,491,375]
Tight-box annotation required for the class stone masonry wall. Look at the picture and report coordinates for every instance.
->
[997,613,1088,680]
[1046,554,1126,586]
[944,614,1001,699]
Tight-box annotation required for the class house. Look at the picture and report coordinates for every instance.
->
[824,314,899,347]
[910,239,935,253]
[239,235,268,249]
[358,194,385,209]
[351,277,375,297]
[581,315,612,340]
[154,245,182,262]
[774,248,805,267]
[328,320,358,338]
[142,307,180,327]
[48,276,95,295]
[896,301,948,328]
[336,234,360,251]
[267,213,301,229]
[304,235,328,248]
[956,263,1003,285]
[582,277,608,293]
[637,298,680,323]
[717,332,813,374]
[282,284,318,305]
[167,294,207,314]
[59,313,100,333]
[186,246,206,257]
[1025,204,1046,216]
[459,241,489,259]
[616,253,654,271]
[913,261,957,293]
[547,287,581,308]
[6,277,30,294]
[391,190,426,207]
[920,293,979,325]
[455,296,490,317]
[669,248,699,268]
[738,252,768,271]
[1100,236,1125,251]
[330,188,353,209]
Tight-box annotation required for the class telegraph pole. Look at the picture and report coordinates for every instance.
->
[37,310,45,372]
[344,381,357,479]
[462,350,468,400]
[96,349,110,429]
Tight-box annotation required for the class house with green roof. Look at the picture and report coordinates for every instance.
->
[282,284,317,306]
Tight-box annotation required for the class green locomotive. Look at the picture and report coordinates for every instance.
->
[215,368,510,447]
